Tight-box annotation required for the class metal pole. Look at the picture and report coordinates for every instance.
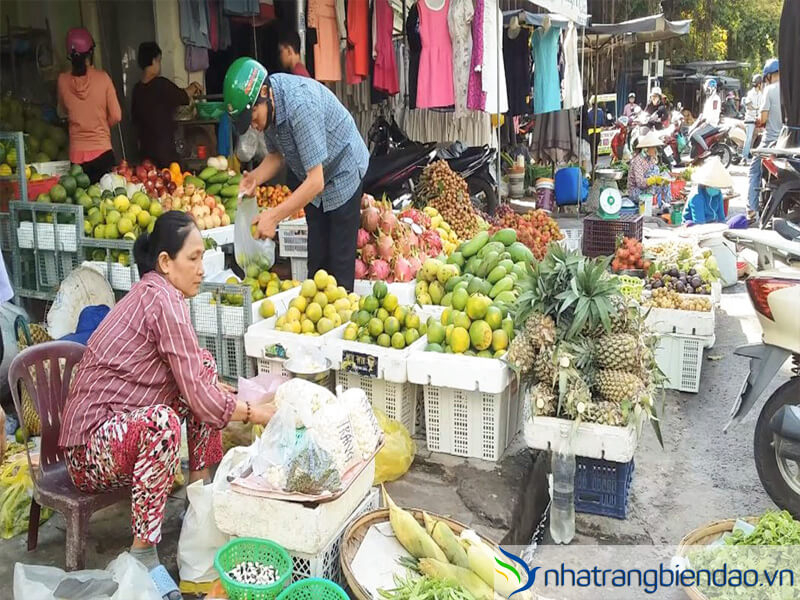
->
[592,34,599,179]
[579,25,586,215]
[496,0,501,208]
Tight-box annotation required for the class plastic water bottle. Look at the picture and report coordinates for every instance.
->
[550,427,576,544]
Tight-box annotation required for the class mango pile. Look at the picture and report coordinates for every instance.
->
[343,281,424,349]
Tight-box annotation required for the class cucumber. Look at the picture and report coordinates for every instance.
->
[478,241,504,259]
[509,242,535,264]
[206,183,223,196]
[487,265,508,285]
[227,174,242,185]
[198,167,218,181]
[447,251,465,267]
[220,184,239,198]
[460,231,489,258]
[209,172,230,184]
[489,276,514,299]
[491,228,517,246]
[476,251,500,278]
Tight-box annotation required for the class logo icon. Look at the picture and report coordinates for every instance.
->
[495,547,539,597]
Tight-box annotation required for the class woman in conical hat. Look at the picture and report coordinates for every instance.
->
[682,156,734,225]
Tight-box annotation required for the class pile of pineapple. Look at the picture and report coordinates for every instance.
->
[508,245,663,431]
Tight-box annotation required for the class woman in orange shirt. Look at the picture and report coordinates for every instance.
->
[57,28,122,183]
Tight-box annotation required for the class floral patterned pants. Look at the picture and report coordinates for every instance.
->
[64,397,223,544]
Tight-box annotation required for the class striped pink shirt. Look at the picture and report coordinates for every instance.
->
[59,271,236,448]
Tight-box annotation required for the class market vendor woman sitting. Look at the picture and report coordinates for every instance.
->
[627,131,672,213]
[58,212,275,599]
[683,156,733,225]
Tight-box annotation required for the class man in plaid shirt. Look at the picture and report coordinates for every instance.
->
[225,57,369,290]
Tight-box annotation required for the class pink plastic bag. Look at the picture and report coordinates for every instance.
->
[237,373,286,405]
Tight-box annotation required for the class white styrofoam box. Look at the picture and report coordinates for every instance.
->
[524,415,641,463]
[560,228,583,251]
[214,458,376,555]
[277,217,308,259]
[291,257,308,282]
[643,300,715,338]
[17,222,78,251]
[408,351,511,394]
[244,314,345,361]
[257,357,334,391]
[288,487,379,585]
[200,224,234,246]
[353,280,417,306]
[654,333,706,393]
[336,370,417,435]
[327,334,427,384]
[710,280,722,306]
[30,161,71,177]
[423,380,520,461]
[202,248,225,279]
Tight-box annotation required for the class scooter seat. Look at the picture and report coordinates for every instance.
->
[769,405,800,443]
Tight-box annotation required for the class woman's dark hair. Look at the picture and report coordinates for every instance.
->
[278,30,302,54]
[70,50,93,76]
[133,211,198,278]
[137,42,162,71]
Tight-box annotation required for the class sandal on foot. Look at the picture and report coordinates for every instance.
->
[150,565,183,600]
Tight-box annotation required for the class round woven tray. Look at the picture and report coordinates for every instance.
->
[675,517,759,600]
[340,508,499,600]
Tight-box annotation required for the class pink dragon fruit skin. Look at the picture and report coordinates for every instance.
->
[356,228,371,249]
[354,258,369,279]
[369,259,391,280]
[376,234,394,261]
[361,243,378,264]
[393,257,413,282]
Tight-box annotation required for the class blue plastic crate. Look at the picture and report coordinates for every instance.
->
[574,457,634,519]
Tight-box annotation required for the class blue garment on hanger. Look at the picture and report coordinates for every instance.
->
[217,113,231,157]
[532,26,562,115]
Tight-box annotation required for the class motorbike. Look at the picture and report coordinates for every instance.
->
[752,146,800,229]
[610,115,630,162]
[363,116,498,214]
[724,220,800,517]
[685,120,735,168]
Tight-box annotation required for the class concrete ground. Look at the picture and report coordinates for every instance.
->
[0,166,789,599]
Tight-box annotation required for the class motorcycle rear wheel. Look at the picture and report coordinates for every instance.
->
[468,177,497,216]
[710,143,733,168]
[754,377,800,518]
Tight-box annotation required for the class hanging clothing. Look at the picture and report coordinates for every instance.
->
[467,0,486,111]
[503,29,531,117]
[530,108,579,164]
[406,4,422,110]
[480,0,507,114]
[416,0,455,109]
[562,22,582,110]
[531,25,562,114]
[346,0,370,85]
[308,0,342,82]
[448,0,474,118]
[185,45,209,72]
[373,0,399,95]
[222,0,259,16]
[178,0,211,49]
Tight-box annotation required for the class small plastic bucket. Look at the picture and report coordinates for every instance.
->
[508,171,525,199]
[535,178,555,212]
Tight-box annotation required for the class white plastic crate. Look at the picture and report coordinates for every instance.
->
[336,370,417,435]
[643,298,715,338]
[37,252,78,288]
[288,487,379,585]
[327,333,427,384]
[560,228,583,251]
[29,161,70,176]
[278,217,308,258]
[244,313,345,362]
[196,333,254,381]
[83,260,140,291]
[408,351,511,394]
[17,222,78,251]
[200,224,235,246]
[353,280,417,306]
[654,333,706,393]
[291,257,308,282]
[524,414,641,463]
[423,380,520,461]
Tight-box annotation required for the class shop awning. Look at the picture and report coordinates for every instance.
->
[583,13,691,48]
[526,0,589,26]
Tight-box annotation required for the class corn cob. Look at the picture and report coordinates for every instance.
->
[383,487,448,563]
[422,512,470,568]
[460,530,533,600]
[418,558,498,600]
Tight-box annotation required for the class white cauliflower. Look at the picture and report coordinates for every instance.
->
[274,379,336,428]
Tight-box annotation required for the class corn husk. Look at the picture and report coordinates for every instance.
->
[460,530,533,600]
[383,487,448,562]
[418,558,498,600]
[432,521,470,568]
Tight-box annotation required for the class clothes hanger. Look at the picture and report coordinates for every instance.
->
[508,15,521,39]
[543,15,552,33]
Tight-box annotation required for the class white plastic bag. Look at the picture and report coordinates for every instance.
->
[274,378,336,428]
[107,553,161,599]
[237,373,285,405]
[177,480,231,584]
[234,196,275,272]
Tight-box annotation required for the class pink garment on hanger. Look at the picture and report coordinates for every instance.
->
[466,0,485,111]
[373,0,399,94]
[308,0,342,82]
[416,0,454,108]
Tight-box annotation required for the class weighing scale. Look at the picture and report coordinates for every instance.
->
[598,187,623,219]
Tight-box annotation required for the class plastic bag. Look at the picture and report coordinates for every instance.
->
[237,373,286,405]
[286,429,342,495]
[248,403,299,488]
[373,409,415,484]
[0,454,51,539]
[339,387,382,459]
[274,378,336,428]
[311,400,359,475]
[234,196,275,272]
[177,480,231,584]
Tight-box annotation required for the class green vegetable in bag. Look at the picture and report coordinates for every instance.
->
[0,455,51,539]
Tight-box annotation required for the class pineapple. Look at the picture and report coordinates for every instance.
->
[524,312,556,350]
[561,376,594,420]
[594,333,642,371]
[528,383,557,417]
[584,400,626,426]
[595,369,645,403]
[507,332,536,374]
[533,346,556,385]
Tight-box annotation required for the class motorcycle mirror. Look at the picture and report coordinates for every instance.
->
[392,192,413,211]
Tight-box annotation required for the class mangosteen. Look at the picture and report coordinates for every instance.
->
[689,268,697,276]
[686,285,694,294]
[652,279,663,289]
[679,270,687,279]
[670,268,679,277]
[676,281,685,293]
[691,276,702,289]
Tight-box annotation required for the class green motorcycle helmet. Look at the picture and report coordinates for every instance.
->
[224,57,269,135]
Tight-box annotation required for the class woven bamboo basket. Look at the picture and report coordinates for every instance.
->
[340,508,501,600]
[675,517,760,600]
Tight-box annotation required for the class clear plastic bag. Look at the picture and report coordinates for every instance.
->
[237,373,286,405]
[234,196,275,272]
[248,404,299,489]
[286,429,342,495]
[274,378,336,428]
[339,387,382,459]
[373,409,415,484]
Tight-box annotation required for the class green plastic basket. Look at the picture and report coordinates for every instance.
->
[196,101,225,120]
[276,578,349,600]
[214,538,293,600]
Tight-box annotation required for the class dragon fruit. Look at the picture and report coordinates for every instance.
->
[369,259,391,280]
[361,194,377,209]
[393,257,414,282]
[361,242,378,264]
[407,254,422,276]
[361,206,380,233]
[396,230,418,256]
[356,228,371,249]
[354,258,369,279]
[376,234,394,261]
[419,230,443,257]
[378,208,398,236]
[399,208,431,229]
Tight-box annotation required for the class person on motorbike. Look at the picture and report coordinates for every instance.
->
[747,59,782,221]
[642,87,668,130]
[628,131,671,212]
[690,79,722,154]
[742,74,763,162]
[623,92,639,118]
[722,91,740,118]
[683,156,733,225]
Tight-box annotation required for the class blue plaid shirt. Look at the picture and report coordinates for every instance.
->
[264,74,369,212]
